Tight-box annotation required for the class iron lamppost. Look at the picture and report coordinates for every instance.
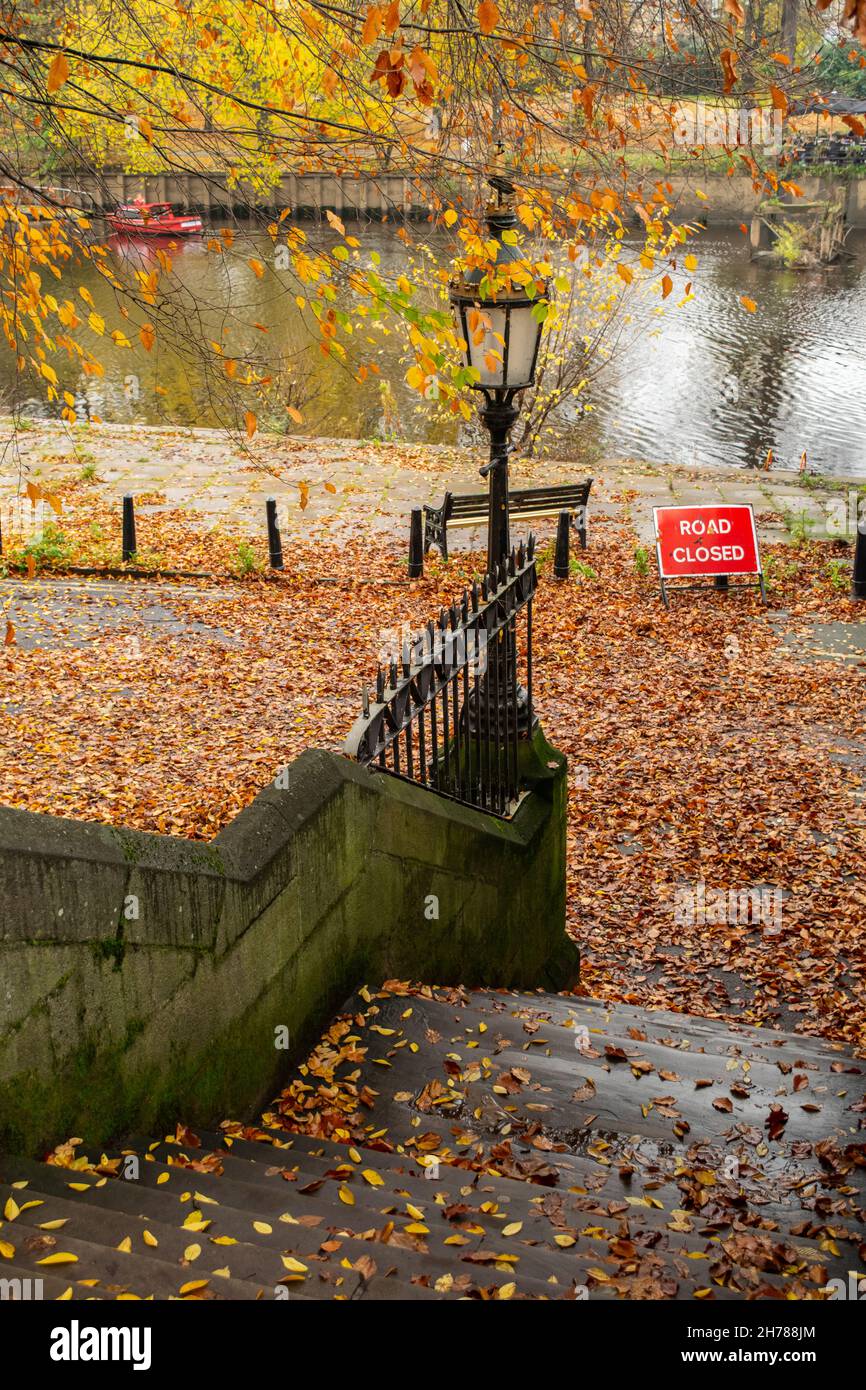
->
[449,175,547,572]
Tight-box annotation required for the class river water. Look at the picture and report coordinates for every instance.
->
[4,222,865,477]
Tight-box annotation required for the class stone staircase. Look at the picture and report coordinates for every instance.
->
[1,986,863,1301]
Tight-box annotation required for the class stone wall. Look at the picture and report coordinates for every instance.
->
[0,729,575,1156]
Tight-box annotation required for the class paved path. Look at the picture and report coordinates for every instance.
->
[1,420,863,550]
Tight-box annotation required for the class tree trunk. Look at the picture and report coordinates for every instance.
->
[781,0,799,63]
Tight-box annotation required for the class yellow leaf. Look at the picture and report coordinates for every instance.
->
[211,1236,237,1246]
[47,53,69,94]
[252,1221,272,1234]
[362,1170,384,1186]
[281,1256,308,1273]
[338,1185,355,1205]
[616,263,633,285]
[405,1222,429,1235]
[554,1234,576,1248]
[56,1287,73,1300]
[3,1198,19,1221]
[183,1243,201,1261]
[443,209,458,227]
[179,1279,209,1295]
[498,1281,516,1298]
[38,1219,68,1231]
[67,1183,90,1192]
[287,405,303,425]
[0,1241,14,1259]
[142,1230,158,1247]
[503,1222,523,1236]
[36,1252,78,1265]
[116,1236,132,1253]
[684,254,697,271]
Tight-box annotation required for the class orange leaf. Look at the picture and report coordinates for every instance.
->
[478,0,499,35]
[723,0,744,21]
[140,324,155,351]
[47,53,69,94]
[720,48,738,94]
[299,482,310,510]
[287,406,303,424]
[740,295,757,312]
[362,6,384,45]
[3,621,15,647]
[770,85,788,116]
[661,274,673,299]
[245,411,257,439]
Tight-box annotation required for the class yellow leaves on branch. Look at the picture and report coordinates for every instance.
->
[47,53,69,94]
[478,0,500,35]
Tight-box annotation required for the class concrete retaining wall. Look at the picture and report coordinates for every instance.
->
[52,168,866,226]
[0,729,575,1155]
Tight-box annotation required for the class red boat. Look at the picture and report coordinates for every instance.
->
[107,200,203,236]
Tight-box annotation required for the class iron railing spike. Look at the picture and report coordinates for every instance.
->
[376,666,385,701]
[363,683,370,718]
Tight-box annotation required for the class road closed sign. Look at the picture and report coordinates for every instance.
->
[653,504,765,604]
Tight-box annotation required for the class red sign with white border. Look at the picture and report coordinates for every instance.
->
[653,504,761,579]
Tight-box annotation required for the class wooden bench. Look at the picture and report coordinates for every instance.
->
[424,480,593,561]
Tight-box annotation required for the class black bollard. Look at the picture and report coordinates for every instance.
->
[408,508,423,579]
[266,497,283,570]
[553,510,570,579]
[122,494,137,563]
[852,521,866,600]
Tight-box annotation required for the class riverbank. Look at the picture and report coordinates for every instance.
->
[1,420,864,563]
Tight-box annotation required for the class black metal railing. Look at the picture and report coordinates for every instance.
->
[343,538,537,818]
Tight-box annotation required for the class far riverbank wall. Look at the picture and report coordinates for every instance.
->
[52,169,866,228]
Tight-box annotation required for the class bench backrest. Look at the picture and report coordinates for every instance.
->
[446,480,592,519]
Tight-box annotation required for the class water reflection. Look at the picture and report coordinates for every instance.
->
[2,223,864,477]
